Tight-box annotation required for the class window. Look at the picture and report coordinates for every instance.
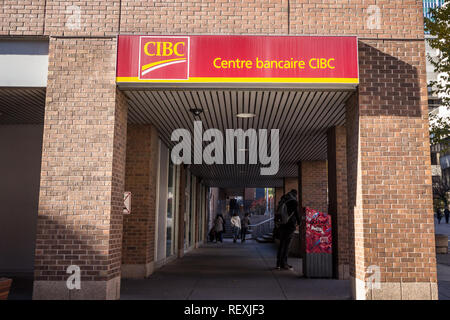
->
[166,161,177,257]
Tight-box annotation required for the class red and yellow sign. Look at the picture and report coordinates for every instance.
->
[117,35,359,85]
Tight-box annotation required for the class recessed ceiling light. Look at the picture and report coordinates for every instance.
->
[236,113,256,118]
[189,108,203,117]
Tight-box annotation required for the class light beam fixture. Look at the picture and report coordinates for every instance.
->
[236,112,256,118]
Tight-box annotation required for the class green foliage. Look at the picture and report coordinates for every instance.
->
[429,112,450,151]
[425,2,450,146]
[425,1,450,107]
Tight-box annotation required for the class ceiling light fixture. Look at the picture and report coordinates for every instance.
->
[236,112,256,118]
[189,108,203,117]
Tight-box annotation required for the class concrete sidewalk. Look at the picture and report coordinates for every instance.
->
[120,240,351,300]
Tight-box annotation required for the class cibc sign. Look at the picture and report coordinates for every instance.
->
[117,35,359,86]
[139,36,189,80]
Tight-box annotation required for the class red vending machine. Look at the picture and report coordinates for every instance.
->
[304,207,332,277]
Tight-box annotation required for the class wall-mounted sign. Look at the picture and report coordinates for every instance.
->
[116,35,359,86]
[123,191,131,214]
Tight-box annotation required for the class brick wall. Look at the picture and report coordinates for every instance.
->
[360,40,435,282]
[0,0,46,35]
[275,187,284,206]
[284,177,298,196]
[290,0,424,38]
[122,125,158,271]
[119,0,288,35]
[1,0,426,38]
[301,161,328,214]
[33,37,126,299]
[346,39,437,298]
[43,0,120,36]
[328,126,349,279]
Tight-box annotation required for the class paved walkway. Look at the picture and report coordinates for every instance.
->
[120,240,351,300]
[435,219,450,300]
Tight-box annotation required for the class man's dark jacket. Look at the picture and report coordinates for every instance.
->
[279,192,301,233]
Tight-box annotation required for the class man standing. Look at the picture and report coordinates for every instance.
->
[445,206,450,224]
[229,198,238,216]
[241,213,251,243]
[275,189,301,270]
[437,209,443,224]
[230,212,241,243]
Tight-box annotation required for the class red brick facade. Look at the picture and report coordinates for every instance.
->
[284,177,298,198]
[328,126,349,280]
[301,161,328,214]
[2,0,437,300]
[121,125,159,278]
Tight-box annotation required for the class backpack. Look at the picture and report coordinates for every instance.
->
[275,196,295,226]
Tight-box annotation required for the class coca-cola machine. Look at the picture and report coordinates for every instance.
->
[304,207,332,278]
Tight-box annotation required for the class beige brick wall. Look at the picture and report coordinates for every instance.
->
[1,0,426,38]
[34,37,126,282]
[290,0,425,38]
[119,0,288,35]
[0,0,46,35]
[43,0,120,36]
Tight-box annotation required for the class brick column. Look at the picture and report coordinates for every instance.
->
[300,161,328,213]
[177,165,186,258]
[298,161,328,276]
[284,177,298,196]
[33,38,127,300]
[275,187,284,206]
[327,126,349,280]
[346,40,438,300]
[121,124,158,278]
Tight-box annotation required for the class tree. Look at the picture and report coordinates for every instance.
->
[425,1,450,149]
[433,178,450,210]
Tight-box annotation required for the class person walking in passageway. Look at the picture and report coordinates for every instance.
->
[445,206,450,224]
[230,212,241,243]
[437,209,443,224]
[241,212,251,243]
[214,214,225,243]
[275,189,301,270]
[229,197,239,216]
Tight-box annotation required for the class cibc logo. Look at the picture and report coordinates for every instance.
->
[138,36,190,80]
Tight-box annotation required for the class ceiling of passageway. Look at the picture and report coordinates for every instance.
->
[0,87,353,188]
[0,87,46,124]
[123,89,353,188]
